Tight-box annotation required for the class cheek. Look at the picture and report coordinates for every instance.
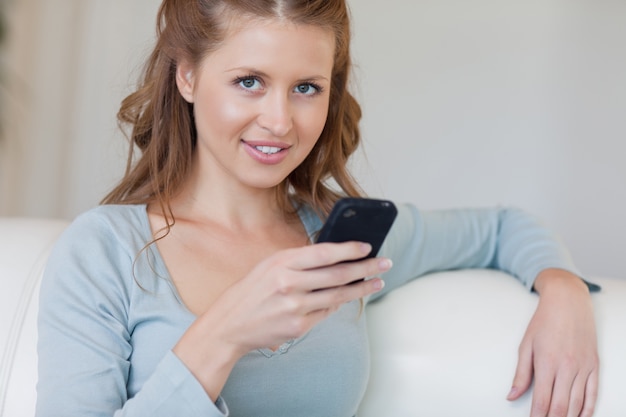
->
[196,89,250,137]
[301,102,330,142]
[212,105,243,128]
[217,98,247,123]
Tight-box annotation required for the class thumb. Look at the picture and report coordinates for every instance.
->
[507,343,534,401]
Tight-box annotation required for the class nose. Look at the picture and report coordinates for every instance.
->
[257,92,293,137]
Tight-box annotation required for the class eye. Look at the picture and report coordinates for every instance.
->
[235,76,263,91]
[294,83,322,96]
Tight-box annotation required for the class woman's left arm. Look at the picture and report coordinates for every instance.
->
[373,204,600,416]
[507,268,599,417]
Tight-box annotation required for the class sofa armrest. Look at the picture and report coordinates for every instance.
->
[359,269,626,417]
[0,218,69,417]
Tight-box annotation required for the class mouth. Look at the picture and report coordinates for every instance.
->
[254,145,284,155]
[242,140,291,165]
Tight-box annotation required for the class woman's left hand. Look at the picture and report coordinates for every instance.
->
[507,268,599,417]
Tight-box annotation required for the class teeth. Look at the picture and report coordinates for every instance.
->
[255,146,282,154]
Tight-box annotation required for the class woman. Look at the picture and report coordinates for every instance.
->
[36,1,599,416]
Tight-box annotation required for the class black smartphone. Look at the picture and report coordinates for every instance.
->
[315,197,398,262]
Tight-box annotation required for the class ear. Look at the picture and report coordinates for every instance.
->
[176,62,195,103]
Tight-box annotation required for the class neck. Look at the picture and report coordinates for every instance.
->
[169,179,288,235]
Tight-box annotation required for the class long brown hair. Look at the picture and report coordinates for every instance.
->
[102,0,364,223]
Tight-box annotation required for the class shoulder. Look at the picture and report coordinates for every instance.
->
[70,203,149,231]
[50,204,152,266]
[65,203,149,239]
[40,205,152,311]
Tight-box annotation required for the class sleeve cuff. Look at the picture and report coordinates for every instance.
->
[529,272,602,294]
[122,350,229,416]
[161,351,230,416]
[582,278,602,292]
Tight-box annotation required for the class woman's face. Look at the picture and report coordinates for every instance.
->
[177,19,335,193]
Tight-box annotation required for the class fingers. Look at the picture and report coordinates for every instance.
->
[580,369,599,417]
[528,370,598,417]
[560,369,598,417]
[304,256,392,290]
[513,356,599,417]
[270,268,385,319]
[305,277,385,312]
[530,367,564,417]
[508,341,534,401]
[287,241,374,270]
[249,277,383,344]
[565,373,587,417]
[274,242,392,291]
[509,337,599,417]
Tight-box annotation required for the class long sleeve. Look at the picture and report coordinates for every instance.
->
[370,204,593,302]
[36,207,228,417]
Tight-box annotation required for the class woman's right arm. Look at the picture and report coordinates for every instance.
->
[170,241,389,400]
[36,214,228,417]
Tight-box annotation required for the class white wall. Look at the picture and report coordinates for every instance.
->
[0,1,624,279]
[348,0,626,279]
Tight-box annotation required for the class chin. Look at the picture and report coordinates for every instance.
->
[241,175,289,192]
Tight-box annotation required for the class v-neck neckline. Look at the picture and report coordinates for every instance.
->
[139,203,324,357]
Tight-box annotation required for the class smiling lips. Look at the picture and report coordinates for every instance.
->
[242,140,291,165]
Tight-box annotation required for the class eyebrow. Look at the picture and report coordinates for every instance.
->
[226,67,330,83]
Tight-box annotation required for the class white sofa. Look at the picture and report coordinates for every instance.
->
[1,217,625,417]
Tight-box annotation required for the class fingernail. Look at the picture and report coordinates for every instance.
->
[379,258,393,271]
[507,387,518,400]
[373,279,385,291]
[360,243,372,254]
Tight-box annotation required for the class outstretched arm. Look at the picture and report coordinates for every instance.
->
[507,268,599,417]
[372,204,599,416]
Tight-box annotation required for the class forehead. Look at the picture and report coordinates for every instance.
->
[202,17,336,76]
[222,13,336,47]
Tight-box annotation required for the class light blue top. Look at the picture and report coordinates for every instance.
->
[36,203,586,417]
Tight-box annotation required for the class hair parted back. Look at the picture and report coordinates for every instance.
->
[102,0,363,221]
